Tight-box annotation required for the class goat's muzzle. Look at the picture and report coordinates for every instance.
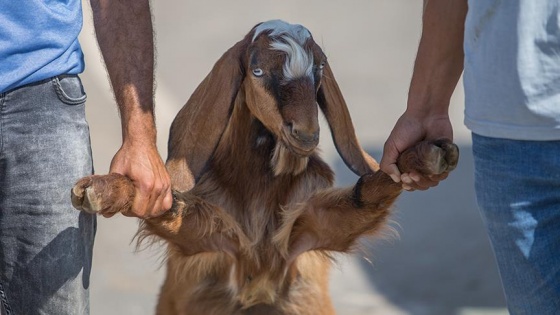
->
[282,124,319,156]
[291,124,319,144]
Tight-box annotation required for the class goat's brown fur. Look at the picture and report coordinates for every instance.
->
[72,20,459,315]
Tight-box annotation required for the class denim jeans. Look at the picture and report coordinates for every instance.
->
[473,133,560,314]
[0,76,96,315]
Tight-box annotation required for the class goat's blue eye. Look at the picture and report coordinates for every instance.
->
[252,68,264,77]
[319,62,325,70]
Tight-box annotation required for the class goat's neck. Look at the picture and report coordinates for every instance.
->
[209,97,320,236]
[214,99,309,182]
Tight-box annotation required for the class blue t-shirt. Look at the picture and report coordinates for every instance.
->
[0,0,85,93]
[464,0,560,140]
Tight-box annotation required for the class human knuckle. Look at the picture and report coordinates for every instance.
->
[139,180,156,192]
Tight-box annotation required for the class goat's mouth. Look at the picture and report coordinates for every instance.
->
[269,125,317,176]
[285,140,316,157]
[281,127,318,157]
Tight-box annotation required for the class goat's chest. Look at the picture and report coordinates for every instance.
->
[201,171,327,235]
[213,186,292,241]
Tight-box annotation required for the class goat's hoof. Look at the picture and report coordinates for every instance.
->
[397,139,459,176]
[71,176,104,214]
[71,174,135,216]
[422,139,459,175]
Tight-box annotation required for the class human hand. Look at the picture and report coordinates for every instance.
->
[108,141,172,218]
[380,110,453,191]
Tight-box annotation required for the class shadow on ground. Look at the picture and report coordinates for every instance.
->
[332,145,507,315]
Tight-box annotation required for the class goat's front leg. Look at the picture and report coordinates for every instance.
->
[72,174,248,256]
[276,139,458,260]
[143,191,249,256]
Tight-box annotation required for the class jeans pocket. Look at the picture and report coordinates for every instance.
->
[52,75,87,105]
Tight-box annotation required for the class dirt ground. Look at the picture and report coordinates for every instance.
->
[78,1,509,314]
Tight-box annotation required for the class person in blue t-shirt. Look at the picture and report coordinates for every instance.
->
[381,1,560,314]
[0,0,172,314]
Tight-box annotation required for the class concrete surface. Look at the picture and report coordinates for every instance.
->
[78,1,509,314]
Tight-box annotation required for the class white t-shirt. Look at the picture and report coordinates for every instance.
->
[463,0,560,140]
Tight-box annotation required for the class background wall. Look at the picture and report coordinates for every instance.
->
[79,1,508,314]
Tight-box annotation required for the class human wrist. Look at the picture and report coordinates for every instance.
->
[405,97,450,120]
[120,110,158,147]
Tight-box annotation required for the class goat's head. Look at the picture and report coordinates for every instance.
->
[244,21,322,162]
[167,20,378,189]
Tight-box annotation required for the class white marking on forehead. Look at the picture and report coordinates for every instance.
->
[270,36,313,81]
[252,20,314,81]
[252,20,311,45]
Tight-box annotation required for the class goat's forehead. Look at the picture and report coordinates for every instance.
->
[252,20,311,45]
[252,20,315,81]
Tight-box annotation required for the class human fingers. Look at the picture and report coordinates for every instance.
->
[147,163,173,217]
[401,171,441,191]
[401,169,451,191]
[381,140,403,183]
[128,169,171,218]
[145,177,172,218]
[124,177,155,218]
[162,187,173,212]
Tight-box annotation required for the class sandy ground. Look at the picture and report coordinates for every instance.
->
[78,1,509,314]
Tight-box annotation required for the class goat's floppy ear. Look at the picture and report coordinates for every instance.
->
[317,61,379,175]
[166,36,250,191]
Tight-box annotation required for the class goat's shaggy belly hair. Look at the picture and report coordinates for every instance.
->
[70,19,459,315]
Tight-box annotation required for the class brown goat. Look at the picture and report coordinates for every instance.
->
[71,20,458,315]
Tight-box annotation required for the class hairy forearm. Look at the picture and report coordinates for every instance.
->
[90,0,156,145]
[407,0,467,117]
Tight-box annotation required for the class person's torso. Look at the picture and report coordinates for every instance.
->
[0,0,85,93]
[464,0,560,140]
